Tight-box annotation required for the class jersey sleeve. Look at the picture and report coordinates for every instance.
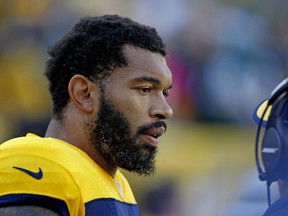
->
[0,153,85,216]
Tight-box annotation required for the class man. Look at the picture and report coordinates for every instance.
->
[254,78,288,215]
[0,15,173,215]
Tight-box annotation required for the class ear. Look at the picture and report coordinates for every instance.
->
[68,75,97,113]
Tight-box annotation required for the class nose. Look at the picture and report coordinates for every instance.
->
[150,97,173,120]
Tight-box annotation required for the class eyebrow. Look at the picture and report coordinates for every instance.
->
[132,76,173,89]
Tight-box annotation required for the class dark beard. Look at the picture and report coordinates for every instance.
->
[87,93,166,176]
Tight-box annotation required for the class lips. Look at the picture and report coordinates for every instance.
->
[142,126,166,138]
[140,126,166,147]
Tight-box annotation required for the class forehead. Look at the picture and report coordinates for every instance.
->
[115,45,172,85]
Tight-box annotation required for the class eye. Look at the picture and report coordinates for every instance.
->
[137,87,151,95]
[163,90,170,97]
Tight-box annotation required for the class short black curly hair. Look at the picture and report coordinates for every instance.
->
[44,15,167,120]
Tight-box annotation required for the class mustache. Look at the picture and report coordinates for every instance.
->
[137,121,167,134]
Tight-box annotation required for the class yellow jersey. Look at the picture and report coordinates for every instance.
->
[0,133,140,216]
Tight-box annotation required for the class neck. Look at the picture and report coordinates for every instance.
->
[45,119,118,177]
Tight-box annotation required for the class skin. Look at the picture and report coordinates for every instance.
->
[45,45,173,177]
[0,45,173,215]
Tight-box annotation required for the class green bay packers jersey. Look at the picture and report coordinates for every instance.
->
[0,134,140,215]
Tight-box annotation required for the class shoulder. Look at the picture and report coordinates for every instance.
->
[0,136,86,215]
[0,134,86,166]
[263,195,288,216]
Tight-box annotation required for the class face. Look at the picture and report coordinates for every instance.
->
[87,45,173,175]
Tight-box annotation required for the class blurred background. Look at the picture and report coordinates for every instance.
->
[0,0,288,215]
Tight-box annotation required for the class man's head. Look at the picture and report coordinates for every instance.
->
[44,15,173,175]
[45,15,166,120]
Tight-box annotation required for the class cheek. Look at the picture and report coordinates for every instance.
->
[117,96,149,129]
[106,87,151,127]
[123,98,146,118]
